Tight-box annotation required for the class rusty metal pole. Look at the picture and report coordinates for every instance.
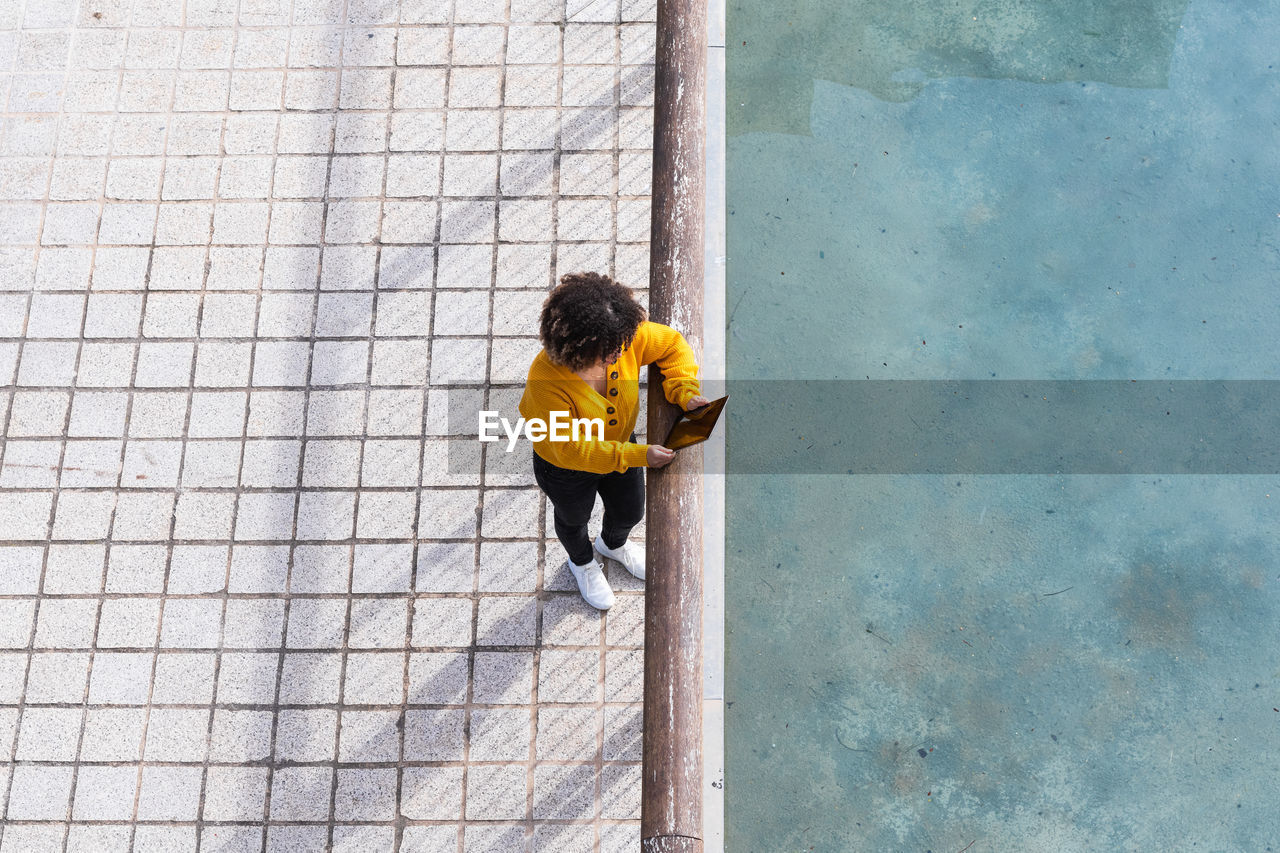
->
[643,0,707,850]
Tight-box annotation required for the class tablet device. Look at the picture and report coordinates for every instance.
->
[662,395,729,450]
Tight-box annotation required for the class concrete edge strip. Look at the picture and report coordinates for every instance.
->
[702,0,728,847]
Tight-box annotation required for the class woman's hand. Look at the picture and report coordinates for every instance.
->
[647,445,675,468]
[685,395,710,411]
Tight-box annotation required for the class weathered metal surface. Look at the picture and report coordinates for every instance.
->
[642,834,704,853]
[644,0,708,849]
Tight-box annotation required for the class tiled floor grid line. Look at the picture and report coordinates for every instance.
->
[0,0,659,850]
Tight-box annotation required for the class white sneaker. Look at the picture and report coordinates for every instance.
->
[594,535,646,581]
[568,557,615,610]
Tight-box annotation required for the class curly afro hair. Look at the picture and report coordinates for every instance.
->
[539,272,647,371]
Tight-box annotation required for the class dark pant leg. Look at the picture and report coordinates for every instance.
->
[596,464,645,550]
[532,451,600,566]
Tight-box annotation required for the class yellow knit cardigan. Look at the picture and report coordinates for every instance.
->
[518,321,701,473]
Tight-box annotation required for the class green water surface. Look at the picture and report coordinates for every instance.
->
[725,0,1280,849]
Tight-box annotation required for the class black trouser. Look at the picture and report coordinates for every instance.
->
[532,447,645,566]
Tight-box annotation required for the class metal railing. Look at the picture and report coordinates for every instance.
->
[643,0,708,850]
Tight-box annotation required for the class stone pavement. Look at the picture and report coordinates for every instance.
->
[0,0,658,850]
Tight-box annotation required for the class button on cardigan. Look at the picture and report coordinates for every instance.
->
[518,321,701,474]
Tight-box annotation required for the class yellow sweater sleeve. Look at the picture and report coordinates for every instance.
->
[546,434,651,475]
[633,321,701,410]
[518,380,651,474]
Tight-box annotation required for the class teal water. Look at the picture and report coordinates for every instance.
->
[725,1,1280,850]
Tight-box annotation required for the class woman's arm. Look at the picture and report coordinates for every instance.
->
[633,321,701,410]
[549,435,651,474]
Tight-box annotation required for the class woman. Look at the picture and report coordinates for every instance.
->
[519,272,708,610]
